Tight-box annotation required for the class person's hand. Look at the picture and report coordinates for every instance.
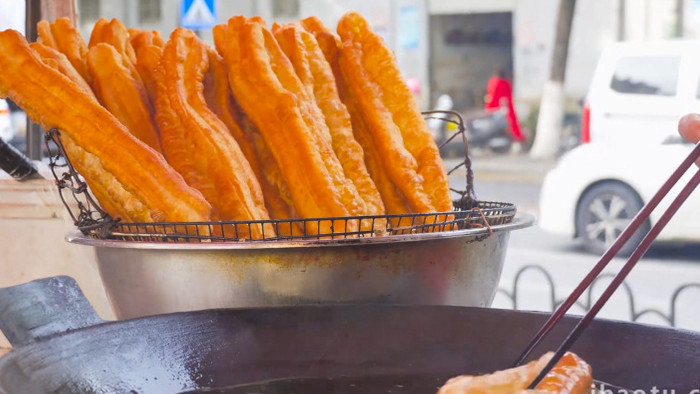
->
[678,114,700,166]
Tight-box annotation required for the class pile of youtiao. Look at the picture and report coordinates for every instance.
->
[0,12,452,239]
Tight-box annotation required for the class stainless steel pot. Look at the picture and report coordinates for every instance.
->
[66,213,533,319]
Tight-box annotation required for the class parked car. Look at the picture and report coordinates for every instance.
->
[0,99,13,143]
[539,137,700,255]
[583,40,700,145]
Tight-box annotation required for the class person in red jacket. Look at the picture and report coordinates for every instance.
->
[484,69,524,143]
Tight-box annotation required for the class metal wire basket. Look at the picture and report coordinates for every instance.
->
[45,110,516,243]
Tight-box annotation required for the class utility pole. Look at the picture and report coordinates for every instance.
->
[530,0,577,159]
[617,0,625,41]
[676,0,684,37]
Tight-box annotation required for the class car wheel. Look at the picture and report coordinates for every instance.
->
[575,182,650,256]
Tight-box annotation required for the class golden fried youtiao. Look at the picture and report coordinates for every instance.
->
[36,18,91,84]
[0,29,211,224]
[129,29,165,103]
[300,17,411,218]
[337,12,452,213]
[273,23,385,219]
[222,17,364,235]
[202,43,299,234]
[88,43,162,152]
[155,27,273,239]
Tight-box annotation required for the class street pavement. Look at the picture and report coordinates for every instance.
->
[446,150,700,332]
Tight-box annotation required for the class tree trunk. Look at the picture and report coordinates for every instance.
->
[675,0,684,37]
[617,0,625,41]
[530,0,577,159]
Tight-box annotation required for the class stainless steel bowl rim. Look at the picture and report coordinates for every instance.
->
[65,212,534,250]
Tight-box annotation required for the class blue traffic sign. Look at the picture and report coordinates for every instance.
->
[181,0,217,30]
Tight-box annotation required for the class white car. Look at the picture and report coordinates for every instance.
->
[583,40,700,146]
[0,99,12,143]
[539,137,700,255]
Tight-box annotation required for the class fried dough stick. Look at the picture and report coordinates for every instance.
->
[129,29,165,104]
[0,29,211,224]
[88,43,162,153]
[212,23,226,56]
[88,18,138,66]
[300,17,410,218]
[29,42,94,99]
[202,44,300,234]
[438,352,592,394]
[255,19,366,219]
[36,18,91,84]
[273,23,385,219]
[155,27,273,239]
[223,17,363,235]
[88,19,154,111]
[213,21,300,233]
[128,28,165,48]
[30,41,130,221]
[338,12,453,213]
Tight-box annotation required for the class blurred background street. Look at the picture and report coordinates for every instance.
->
[447,153,700,332]
[1,0,699,333]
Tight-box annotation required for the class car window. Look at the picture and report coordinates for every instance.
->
[610,56,680,96]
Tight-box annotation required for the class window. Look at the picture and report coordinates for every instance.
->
[78,0,100,24]
[139,0,161,23]
[273,0,299,19]
[610,56,680,96]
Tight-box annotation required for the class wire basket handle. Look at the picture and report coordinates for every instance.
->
[422,110,477,209]
[45,128,116,237]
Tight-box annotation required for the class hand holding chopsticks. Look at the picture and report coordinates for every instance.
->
[518,114,700,389]
[679,114,700,165]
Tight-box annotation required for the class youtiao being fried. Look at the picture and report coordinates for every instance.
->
[338,12,453,213]
[273,23,385,219]
[438,352,593,394]
[0,29,211,224]
[88,43,162,152]
[155,27,273,239]
[222,17,365,234]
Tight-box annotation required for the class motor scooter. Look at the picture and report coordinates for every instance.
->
[428,94,513,155]
[464,108,513,154]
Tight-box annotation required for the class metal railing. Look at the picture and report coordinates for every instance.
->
[496,264,700,328]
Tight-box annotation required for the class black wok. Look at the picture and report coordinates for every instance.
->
[0,276,699,393]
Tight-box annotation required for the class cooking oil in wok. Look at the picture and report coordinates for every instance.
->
[180,375,625,393]
[180,374,449,393]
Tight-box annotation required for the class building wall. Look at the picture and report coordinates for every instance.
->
[434,0,686,116]
[512,0,690,117]
[430,12,513,111]
[513,0,617,109]
[74,0,430,108]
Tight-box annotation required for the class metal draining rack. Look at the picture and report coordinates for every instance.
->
[45,110,517,242]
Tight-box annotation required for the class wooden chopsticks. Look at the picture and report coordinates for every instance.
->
[514,141,700,389]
